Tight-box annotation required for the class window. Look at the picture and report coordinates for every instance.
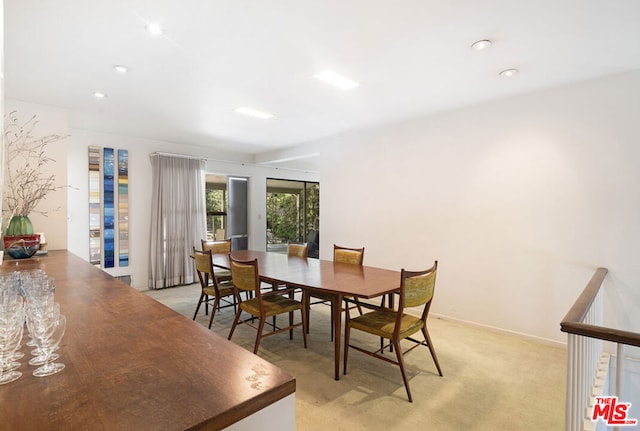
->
[266,179,319,257]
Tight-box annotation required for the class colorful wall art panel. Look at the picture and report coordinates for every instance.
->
[88,146,131,270]
[88,146,102,265]
[103,147,115,268]
[118,150,129,267]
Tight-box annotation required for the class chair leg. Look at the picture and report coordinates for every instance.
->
[343,312,351,375]
[228,308,242,341]
[329,302,334,342]
[208,297,220,329]
[253,317,266,354]
[354,298,363,315]
[302,292,310,334]
[289,311,294,339]
[422,327,443,376]
[289,290,294,339]
[300,307,308,348]
[380,293,394,352]
[393,339,413,403]
[193,292,206,320]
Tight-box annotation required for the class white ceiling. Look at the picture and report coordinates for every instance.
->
[5,0,640,158]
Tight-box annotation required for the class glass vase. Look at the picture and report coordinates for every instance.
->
[6,216,34,235]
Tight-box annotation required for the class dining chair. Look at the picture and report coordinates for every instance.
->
[192,247,236,329]
[201,239,232,284]
[227,255,308,354]
[305,244,365,340]
[343,261,442,402]
[265,242,309,326]
[201,238,231,254]
[333,244,365,265]
[214,228,226,241]
[287,241,308,258]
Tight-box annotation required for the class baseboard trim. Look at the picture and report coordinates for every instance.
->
[428,312,567,348]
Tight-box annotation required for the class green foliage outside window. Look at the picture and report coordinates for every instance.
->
[206,188,226,235]
[266,181,319,245]
[305,183,320,233]
[267,192,300,243]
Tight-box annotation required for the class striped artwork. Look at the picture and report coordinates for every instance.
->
[88,146,102,265]
[103,147,115,268]
[118,150,129,267]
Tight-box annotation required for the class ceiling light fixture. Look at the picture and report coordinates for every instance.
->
[234,107,274,119]
[314,70,360,90]
[113,65,129,73]
[93,92,107,99]
[471,39,492,51]
[146,23,164,36]
[499,68,519,78]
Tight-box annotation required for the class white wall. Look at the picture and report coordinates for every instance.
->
[318,70,640,343]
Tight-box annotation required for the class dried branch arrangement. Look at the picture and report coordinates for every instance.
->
[3,111,67,219]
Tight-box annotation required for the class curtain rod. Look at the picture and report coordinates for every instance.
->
[150,151,319,175]
[150,151,206,161]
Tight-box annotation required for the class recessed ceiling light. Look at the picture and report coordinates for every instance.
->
[146,23,164,36]
[113,65,129,73]
[93,92,107,99]
[499,68,519,78]
[234,107,274,119]
[314,70,360,90]
[471,39,492,51]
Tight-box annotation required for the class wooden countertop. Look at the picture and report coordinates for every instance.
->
[0,250,295,430]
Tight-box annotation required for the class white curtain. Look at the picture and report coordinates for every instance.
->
[148,154,206,289]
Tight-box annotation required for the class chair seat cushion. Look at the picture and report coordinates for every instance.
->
[241,295,303,317]
[214,269,232,281]
[203,284,235,299]
[350,310,424,339]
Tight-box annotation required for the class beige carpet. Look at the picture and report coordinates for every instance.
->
[145,284,566,430]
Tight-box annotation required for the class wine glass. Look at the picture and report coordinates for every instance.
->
[31,313,66,377]
[24,289,54,349]
[27,302,61,366]
[0,297,25,385]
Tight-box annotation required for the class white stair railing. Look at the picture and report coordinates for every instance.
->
[565,286,603,431]
[561,268,640,431]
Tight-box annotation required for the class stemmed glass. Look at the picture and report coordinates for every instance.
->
[0,296,25,385]
[22,272,54,350]
[28,302,61,366]
[30,313,66,377]
[27,303,66,377]
[0,268,65,381]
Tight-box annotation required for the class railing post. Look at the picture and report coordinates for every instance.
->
[613,343,624,431]
[566,333,575,431]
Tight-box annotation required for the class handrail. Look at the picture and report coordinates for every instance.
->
[560,267,640,347]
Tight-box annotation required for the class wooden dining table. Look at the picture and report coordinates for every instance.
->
[212,250,401,381]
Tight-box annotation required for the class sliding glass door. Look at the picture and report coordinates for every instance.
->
[228,176,249,250]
